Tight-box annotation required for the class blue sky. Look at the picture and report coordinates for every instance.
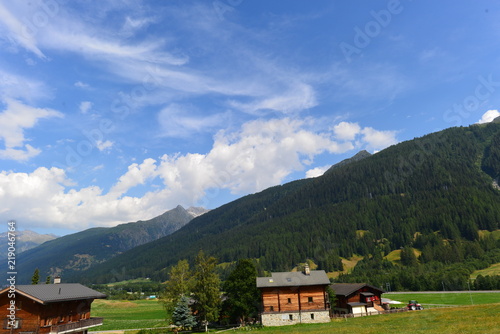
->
[1,0,500,235]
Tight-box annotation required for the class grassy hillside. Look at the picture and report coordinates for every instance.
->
[471,263,500,279]
[81,123,500,284]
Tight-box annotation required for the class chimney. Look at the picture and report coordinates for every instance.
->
[304,263,311,275]
[54,276,61,284]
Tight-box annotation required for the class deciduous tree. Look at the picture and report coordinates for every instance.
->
[161,260,193,320]
[192,250,221,332]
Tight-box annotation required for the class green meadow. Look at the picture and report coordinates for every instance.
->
[91,299,168,331]
[384,292,500,306]
[90,293,500,333]
[230,304,500,334]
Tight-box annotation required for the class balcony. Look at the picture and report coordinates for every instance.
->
[49,317,103,334]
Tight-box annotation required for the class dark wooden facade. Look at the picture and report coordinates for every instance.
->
[256,268,331,325]
[260,285,328,313]
[0,284,105,333]
[330,283,385,314]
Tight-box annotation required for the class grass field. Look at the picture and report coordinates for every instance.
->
[91,299,168,331]
[89,293,500,333]
[230,303,500,334]
[385,292,500,306]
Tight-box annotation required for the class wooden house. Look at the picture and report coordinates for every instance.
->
[256,265,330,326]
[0,282,106,333]
[330,283,385,316]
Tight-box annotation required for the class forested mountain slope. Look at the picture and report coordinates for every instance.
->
[80,123,500,284]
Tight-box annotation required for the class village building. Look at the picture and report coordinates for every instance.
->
[256,265,330,326]
[0,280,106,333]
[330,283,385,316]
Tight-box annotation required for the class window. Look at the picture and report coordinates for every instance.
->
[287,298,292,304]
[269,306,274,311]
[310,313,315,320]
[289,314,293,320]
[308,297,314,303]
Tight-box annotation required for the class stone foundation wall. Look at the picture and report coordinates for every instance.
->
[261,310,330,326]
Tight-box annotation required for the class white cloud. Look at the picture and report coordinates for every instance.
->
[0,69,48,102]
[79,101,93,114]
[74,81,90,89]
[333,121,361,141]
[0,117,399,230]
[0,98,63,161]
[1,2,320,120]
[96,140,114,152]
[0,3,46,58]
[158,104,231,137]
[229,83,317,115]
[305,166,329,178]
[108,158,157,198]
[332,121,398,151]
[360,127,398,150]
[478,109,500,124]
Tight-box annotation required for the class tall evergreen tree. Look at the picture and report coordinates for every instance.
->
[31,268,40,285]
[172,295,197,331]
[192,251,221,332]
[222,259,260,324]
[45,276,51,284]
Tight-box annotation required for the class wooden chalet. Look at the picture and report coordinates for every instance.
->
[330,283,385,316]
[0,282,106,333]
[256,265,330,326]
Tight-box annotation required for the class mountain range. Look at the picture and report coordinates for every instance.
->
[9,205,206,283]
[75,121,500,283]
[0,230,57,260]
[9,121,500,285]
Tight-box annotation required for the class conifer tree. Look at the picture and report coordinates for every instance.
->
[31,268,40,285]
[172,295,197,330]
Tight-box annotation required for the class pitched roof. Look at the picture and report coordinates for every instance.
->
[330,283,385,296]
[0,284,106,304]
[256,270,330,288]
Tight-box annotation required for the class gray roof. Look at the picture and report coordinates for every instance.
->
[256,270,330,288]
[330,283,385,296]
[0,284,106,304]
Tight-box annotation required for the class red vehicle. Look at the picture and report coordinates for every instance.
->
[407,300,424,310]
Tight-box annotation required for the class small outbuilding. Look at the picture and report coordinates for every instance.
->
[0,282,106,333]
[256,265,331,326]
[330,283,385,316]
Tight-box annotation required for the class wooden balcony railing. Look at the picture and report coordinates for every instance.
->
[49,317,103,334]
